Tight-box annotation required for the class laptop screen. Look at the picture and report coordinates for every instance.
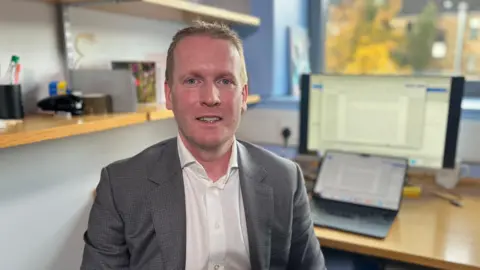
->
[313,150,407,211]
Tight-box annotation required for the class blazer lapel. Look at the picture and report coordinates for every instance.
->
[237,142,273,270]
[147,139,186,270]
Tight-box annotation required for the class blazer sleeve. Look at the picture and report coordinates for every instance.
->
[81,167,129,270]
[287,163,327,270]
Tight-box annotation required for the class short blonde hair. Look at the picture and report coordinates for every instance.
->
[165,20,248,87]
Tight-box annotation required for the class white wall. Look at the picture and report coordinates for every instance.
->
[456,119,480,163]
[0,0,64,113]
[239,108,300,146]
[0,1,181,269]
[0,120,178,270]
[0,0,186,111]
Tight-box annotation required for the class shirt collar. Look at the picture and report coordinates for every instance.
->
[177,135,238,170]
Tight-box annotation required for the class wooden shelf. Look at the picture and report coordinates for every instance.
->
[147,94,262,121]
[246,94,261,105]
[38,0,261,27]
[0,113,148,149]
[148,108,175,121]
[0,95,260,149]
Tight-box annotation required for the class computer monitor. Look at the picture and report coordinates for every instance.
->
[299,74,465,169]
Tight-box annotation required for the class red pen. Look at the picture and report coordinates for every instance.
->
[14,63,21,84]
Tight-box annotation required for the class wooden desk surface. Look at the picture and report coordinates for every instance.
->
[315,180,480,270]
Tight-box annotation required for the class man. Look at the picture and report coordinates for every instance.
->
[81,21,326,270]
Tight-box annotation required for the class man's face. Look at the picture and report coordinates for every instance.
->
[165,35,248,150]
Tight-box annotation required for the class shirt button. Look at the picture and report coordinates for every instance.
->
[215,223,220,229]
[214,265,220,270]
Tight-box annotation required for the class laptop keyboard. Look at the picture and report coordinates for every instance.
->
[311,199,395,223]
[310,198,397,238]
[324,206,355,218]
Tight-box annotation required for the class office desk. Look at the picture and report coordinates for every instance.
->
[314,179,480,270]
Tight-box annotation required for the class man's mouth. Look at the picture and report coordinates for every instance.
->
[196,116,222,123]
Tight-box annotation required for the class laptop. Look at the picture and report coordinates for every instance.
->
[310,150,408,239]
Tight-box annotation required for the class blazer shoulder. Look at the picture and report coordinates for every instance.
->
[238,140,299,187]
[238,140,298,169]
[105,137,176,178]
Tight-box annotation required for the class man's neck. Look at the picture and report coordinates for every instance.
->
[180,135,234,182]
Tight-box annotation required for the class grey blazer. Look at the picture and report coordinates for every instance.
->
[81,138,326,270]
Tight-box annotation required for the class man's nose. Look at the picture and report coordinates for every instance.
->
[200,83,221,106]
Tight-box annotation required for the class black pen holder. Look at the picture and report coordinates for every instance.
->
[0,84,24,119]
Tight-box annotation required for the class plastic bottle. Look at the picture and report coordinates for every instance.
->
[0,55,20,84]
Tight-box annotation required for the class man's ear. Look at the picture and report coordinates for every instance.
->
[165,81,173,110]
[241,84,249,114]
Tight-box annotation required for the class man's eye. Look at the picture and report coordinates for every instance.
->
[185,78,197,85]
[219,79,233,85]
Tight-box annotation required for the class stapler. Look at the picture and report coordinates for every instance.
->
[37,94,84,115]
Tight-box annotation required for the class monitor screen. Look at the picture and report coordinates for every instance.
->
[299,74,464,169]
[313,151,407,211]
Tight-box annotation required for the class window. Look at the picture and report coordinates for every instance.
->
[324,0,480,79]
[466,54,476,72]
[469,28,479,40]
[469,18,480,40]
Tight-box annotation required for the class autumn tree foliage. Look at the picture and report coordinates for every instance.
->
[326,0,438,75]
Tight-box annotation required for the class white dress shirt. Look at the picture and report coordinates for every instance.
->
[177,136,250,270]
